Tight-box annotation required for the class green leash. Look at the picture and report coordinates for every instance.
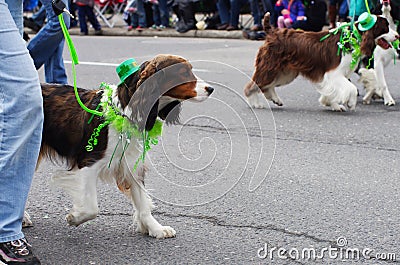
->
[58,14,102,117]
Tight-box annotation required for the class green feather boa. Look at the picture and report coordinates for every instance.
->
[86,83,163,171]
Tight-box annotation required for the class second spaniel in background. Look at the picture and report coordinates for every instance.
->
[359,0,400,105]
[245,12,397,111]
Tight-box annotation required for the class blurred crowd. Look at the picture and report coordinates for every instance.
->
[23,0,378,36]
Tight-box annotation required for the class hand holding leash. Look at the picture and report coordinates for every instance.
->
[52,0,74,18]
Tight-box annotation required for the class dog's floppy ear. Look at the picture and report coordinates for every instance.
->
[359,17,390,57]
[129,60,162,132]
[359,27,377,57]
[158,100,181,125]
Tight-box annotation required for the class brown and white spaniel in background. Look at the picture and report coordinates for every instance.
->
[359,0,400,105]
[245,12,397,111]
[35,54,213,239]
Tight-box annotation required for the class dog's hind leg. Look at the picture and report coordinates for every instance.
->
[260,71,299,107]
[52,168,99,226]
[262,86,283,106]
[123,167,176,239]
[244,82,268,109]
[358,68,378,104]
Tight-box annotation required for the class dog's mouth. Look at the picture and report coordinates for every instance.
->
[377,37,392,49]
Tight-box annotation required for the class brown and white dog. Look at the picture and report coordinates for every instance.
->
[245,12,396,111]
[359,0,400,105]
[34,54,213,238]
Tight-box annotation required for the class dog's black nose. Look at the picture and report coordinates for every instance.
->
[205,86,214,95]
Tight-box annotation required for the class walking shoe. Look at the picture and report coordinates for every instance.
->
[94,29,103,36]
[136,26,145,32]
[217,23,228,30]
[0,238,41,264]
[226,25,238,31]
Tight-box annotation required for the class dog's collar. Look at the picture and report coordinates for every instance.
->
[320,23,363,70]
[86,83,163,172]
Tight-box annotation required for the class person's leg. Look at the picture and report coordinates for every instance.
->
[136,0,147,27]
[283,17,292,28]
[261,0,274,13]
[131,13,139,28]
[158,0,169,27]
[77,5,88,34]
[86,5,102,30]
[328,0,338,28]
[277,15,284,28]
[27,0,70,84]
[44,41,68,83]
[5,0,23,35]
[228,0,247,29]
[216,0,230,25]
[338,0,348,21]
[152,4,161,26]
[31,4,46,26]
[178,0,195,28]
[0,0,43,243]
[228,0,241,28]
[229,0,239,28]
[249,0,262,28]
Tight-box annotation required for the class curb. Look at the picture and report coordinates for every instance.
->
[67,27,245,39]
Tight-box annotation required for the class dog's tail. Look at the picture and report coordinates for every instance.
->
[263,12,272,33]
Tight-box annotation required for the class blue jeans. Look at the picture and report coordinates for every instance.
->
[27,0,70,84]
[0,0,43,243]
[217,0,230,24]
[217,0,248,27]
[249,0,275,26]
[130,0,147,27]
[31,4,46,27]
[77,5,101,33]
[249,0,262,26]
[152,0,169,27]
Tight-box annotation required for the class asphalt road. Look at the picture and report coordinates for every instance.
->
[26,36,400,264]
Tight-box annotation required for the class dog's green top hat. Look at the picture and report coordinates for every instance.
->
[117,58,140,85]
[357,12,377,31]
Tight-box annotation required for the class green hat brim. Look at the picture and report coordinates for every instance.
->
[117,66,140,86]
[117,58,141,86]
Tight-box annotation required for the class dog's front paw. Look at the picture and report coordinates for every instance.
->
[66,211,97,227]
[362,98,371,105]
[331,103,347,112]
[66,213,81,226]
[149,226,176,239]
[384,99,396,106]
[272,97,283,106]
